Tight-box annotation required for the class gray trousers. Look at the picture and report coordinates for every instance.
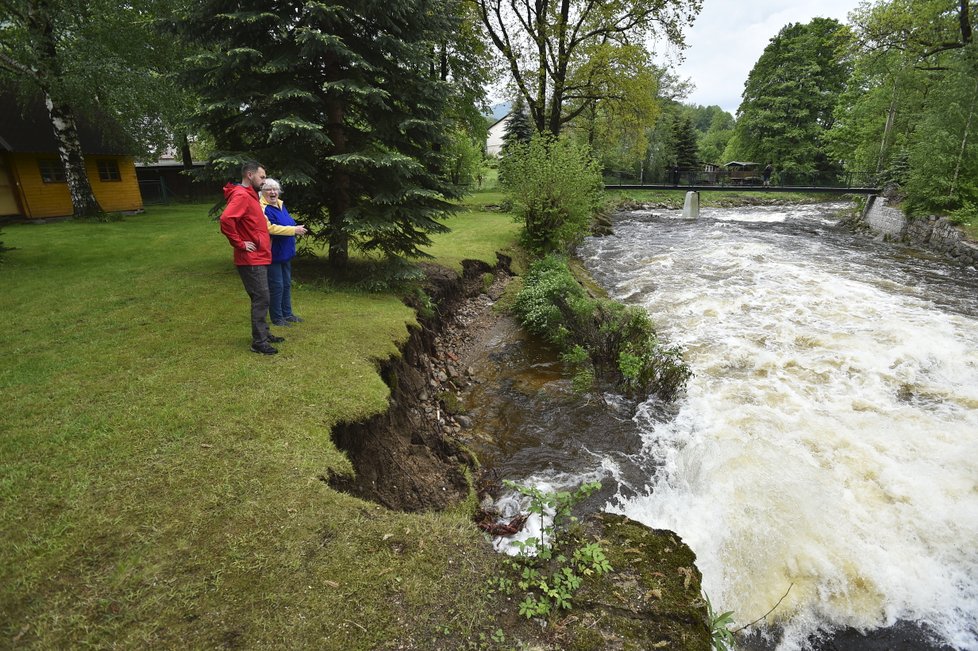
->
[237,265,271,345]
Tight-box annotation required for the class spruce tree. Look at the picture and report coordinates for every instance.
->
[672,114,699,173]
[501,96,534,153]
[179,1,468,269]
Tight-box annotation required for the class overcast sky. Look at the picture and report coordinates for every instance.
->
[673,0,864,115]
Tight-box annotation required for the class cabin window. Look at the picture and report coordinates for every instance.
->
[38,159,66,183]
[97,159,121,182]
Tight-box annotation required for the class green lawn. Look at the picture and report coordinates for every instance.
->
[0,196,516,648]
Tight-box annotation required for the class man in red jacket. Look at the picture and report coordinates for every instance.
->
[219,161,304,354]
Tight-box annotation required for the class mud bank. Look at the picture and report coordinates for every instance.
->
[328,255,713,648]
[327,258,506,511]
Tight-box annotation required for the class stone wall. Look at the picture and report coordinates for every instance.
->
[862,195,908,237]
[860,195,978,268]
[905,214,978,267]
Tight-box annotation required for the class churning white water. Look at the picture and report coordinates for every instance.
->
[578,203,978,650]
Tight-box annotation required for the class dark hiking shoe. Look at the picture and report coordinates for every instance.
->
[271,319,290,326]
[285,315,303,323]
[267,335,285,343]
[251,343,278,355]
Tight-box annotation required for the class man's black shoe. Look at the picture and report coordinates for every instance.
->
[251,343,279,355]
[267,335,285,343]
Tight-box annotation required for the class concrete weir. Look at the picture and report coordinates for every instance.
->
[682,190,700,218]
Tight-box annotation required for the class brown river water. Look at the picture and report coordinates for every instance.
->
[465,202,978,651]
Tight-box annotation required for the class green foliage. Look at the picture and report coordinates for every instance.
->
[672,113,700,170]
[445,128,486,187]
[179,0,482,268]
[731,18,852,175]
[566,41,663,171]
[904,66,978,214]
[0,0,193,159]
[501,95,535,153]
[705,593,736,651]
[513,255,692,399]
[491,481,611,620]
[695,108,736,166]
[499,134,604,254]
[948,201,978,226]
[828,1,978,213]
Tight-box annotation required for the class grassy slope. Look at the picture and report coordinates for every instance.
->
[0,199,517,649]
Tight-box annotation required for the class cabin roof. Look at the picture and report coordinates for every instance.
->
[0,92,134,155]
[724,161,759,168]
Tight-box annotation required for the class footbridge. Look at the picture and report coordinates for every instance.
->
[604,170,881,195]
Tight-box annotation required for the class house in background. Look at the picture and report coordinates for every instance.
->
[0,93,142,219]
[135,151,213,204]
[485,112,511,157]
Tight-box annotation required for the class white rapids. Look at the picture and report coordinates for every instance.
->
[578,203,978,650]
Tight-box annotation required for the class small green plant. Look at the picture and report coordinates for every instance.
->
[410,287,437,319]
[705,593,736,651]
[482,272,495,292]
[948,201,977,226]
[496,481,611,620]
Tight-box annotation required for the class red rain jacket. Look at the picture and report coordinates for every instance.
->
[219,182,272,266]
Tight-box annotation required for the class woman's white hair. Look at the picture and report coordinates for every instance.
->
[261,178,283,194]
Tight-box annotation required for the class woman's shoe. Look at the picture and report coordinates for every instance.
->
[285,315,303,323]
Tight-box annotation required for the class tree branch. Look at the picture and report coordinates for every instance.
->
[0,49,33,77]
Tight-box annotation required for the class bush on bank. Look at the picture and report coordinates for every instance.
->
[513,255,691,399]
[499,133,604,254]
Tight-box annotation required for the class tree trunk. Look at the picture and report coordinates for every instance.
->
[44,93,102,218]
[546,0,572,136]
[877,77,899,174]
[324,54,350,270]
[534,0,549,133]
[181,133,193,169]
[28,0,101,218]
[949,77,978,199]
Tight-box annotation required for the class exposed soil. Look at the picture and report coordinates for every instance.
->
[327,258,512,511]
[327,255,714,648]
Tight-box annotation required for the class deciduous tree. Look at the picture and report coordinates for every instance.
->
[828,0,977,211]
[0,0,194,217]
[729,18,852,176]
[474,0,701,135]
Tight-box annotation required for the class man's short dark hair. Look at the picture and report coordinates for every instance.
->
[241,160,264,176]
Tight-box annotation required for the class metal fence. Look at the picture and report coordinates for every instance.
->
[603,169,878,190]
[138,179,171,205]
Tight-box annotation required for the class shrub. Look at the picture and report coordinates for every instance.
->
[512,255,691,399]
[488,481,612,620]
[499,133,603,254]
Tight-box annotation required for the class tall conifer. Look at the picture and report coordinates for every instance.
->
[501,96,534,153]
[179,1,467,268]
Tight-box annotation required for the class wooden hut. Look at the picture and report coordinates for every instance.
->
[724,161,761,185]
[0,94,142,219]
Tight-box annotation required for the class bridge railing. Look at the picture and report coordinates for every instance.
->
[603,169,878,189]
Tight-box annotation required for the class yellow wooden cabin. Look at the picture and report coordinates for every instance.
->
[0,94,142,219]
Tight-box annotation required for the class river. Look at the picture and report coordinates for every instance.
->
[469,202,978,650]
